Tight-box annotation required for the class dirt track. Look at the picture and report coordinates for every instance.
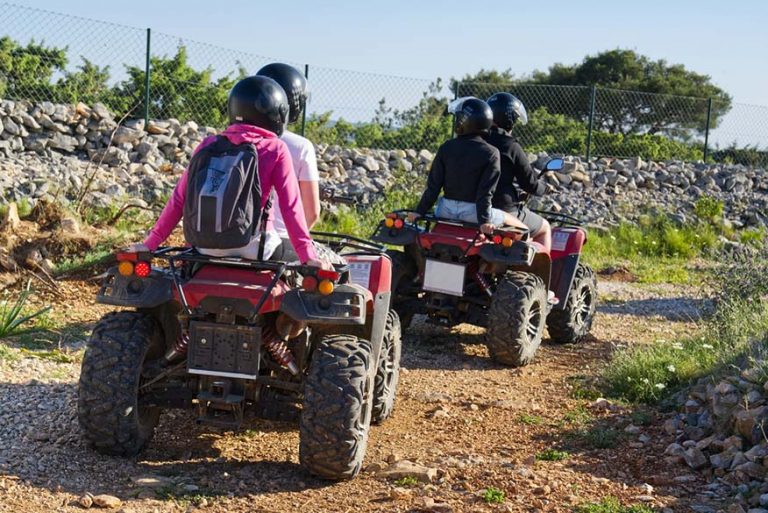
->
[0,279,717,512]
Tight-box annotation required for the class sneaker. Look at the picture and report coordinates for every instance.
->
[547,290,559,306]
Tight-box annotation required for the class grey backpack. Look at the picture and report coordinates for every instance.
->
[183,136,268,250]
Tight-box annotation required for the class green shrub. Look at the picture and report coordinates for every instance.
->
[536,449,570,461]
[576,497,654,513]
[694,195,724,221]
[481,487,505,504]
[0,281,52,338]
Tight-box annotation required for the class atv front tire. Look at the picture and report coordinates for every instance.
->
[78,311,163,456]
[387,250,417,329]
[300,334,374,480]
[372,310,402,424]
[486,272,547,367]
[547,263,597,344]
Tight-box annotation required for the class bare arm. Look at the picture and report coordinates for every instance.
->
[299,180,321,228]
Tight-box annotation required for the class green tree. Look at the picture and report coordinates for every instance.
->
[0,36,68,100]
[113,46,244,127]
[56,58,113,105]
[530,49,732,137]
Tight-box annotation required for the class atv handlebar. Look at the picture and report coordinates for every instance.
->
[390,210,529,236]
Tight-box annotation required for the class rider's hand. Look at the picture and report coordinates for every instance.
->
[480,223,496,235]
[125,242,150,253]
[306,258,333,271]
[406,212,421,223]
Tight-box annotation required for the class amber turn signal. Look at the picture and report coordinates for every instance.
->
[385,218,395,228]
[118,261,134,277]
[318,279,334,296]
[502,237,514,248]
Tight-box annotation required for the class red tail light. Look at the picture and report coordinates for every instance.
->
[394,219,404,229]
[303,275,318,292]
[134,261,151,278]
[116,252,139,262]
[317,269,340,281]
[492,234,502,245]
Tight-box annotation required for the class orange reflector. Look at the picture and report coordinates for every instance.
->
[384,218,395,228]
[117,261,134,276]
[502,237,514,248]
[394,218,404,229]
[318,279,334,296]
[134,261,151,278]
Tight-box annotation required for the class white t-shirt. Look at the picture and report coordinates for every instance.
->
[271,130,319,238]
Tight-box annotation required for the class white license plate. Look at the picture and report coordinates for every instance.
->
[423,259,466,296]
[348,261,372,288]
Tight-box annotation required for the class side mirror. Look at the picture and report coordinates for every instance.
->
[545,158,564,171]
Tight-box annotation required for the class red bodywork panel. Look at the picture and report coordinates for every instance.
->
[345,254,392,295]
[550,227,587,260]
[176,266,290,314]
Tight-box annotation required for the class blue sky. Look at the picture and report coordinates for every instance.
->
[12,0,768,105]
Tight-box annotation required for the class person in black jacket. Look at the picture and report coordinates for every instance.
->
[410,98,527,234]
[485,93,552,251]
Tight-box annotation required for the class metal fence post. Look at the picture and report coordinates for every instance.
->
[143,28,151,127]
[301,64,309,137]
[703,97,713,162]
[450,81,460,138]
[585,85,597,162]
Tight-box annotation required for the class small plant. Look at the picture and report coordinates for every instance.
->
[481,486,505,504]
[518,413,543,425]
[393,476,418,487]
[582,426,621,449]
[563,406,593,426]
[575,496,654,513]
[630,410,652,426]
[536,448,569,461]
[0,281,52,338]
[694,195,724,221]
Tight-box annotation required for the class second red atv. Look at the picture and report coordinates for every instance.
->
[372,160,596,367]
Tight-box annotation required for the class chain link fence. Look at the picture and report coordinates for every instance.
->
[0,2,766,165]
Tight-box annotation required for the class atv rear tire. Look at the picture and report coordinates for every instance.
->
[372,310,402,424]
[78,311,163,456]
[300,334,374,480]
[547,263,597,344]
[486,272,547,367]
[387,250,417,329]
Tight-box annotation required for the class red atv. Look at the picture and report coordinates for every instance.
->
[372,159,596,367]
[77,234,401,480]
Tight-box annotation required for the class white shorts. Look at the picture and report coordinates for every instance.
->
[435,197,506,226]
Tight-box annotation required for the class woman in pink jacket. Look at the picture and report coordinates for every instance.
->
[128,76,327,268]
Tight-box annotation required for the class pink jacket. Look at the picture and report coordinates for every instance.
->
[144,123,317,262]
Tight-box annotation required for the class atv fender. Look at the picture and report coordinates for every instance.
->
[479,240,535,267]
[96,268,173,308]
[550,228,587,310]
[280,283,370,325]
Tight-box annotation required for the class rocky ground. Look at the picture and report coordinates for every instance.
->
[0,275,733,513]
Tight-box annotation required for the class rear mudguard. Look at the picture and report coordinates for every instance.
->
[96,268,173,308]
[550,227,587,310]
[279,283,369,326]
[478,240,535,267]
[371,222,419,246]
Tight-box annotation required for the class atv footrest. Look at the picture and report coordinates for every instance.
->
[196,380,245,429]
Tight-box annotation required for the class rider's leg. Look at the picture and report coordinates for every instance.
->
[501,211,529,231]
[532,218,552,252]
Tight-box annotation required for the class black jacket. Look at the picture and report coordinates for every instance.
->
[415,134,501,224]
[485,126,546,212]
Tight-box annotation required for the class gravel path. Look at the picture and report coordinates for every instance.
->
[0,279,721,512]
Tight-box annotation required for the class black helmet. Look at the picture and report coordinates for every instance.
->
[256,63,308,124]
[487,92,528,130]
[228,75,289,135]
[448,97,493,136]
